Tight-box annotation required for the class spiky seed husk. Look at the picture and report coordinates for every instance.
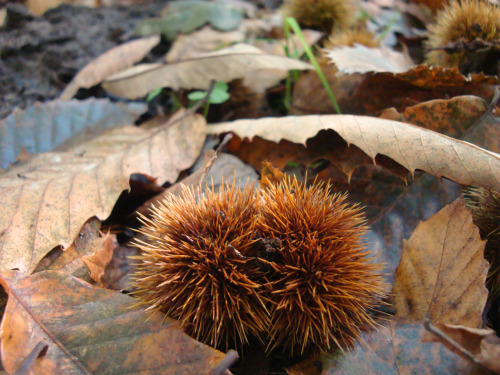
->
[283,0,354,33]
[464,187,500,295]
[257,176,387,354]
[325,28,379,49]
[425,0,500,70]
[132,183,269,349]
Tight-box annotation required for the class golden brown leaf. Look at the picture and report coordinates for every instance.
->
[0,110,205,274]
[60,36,160,100]
[208,115,500,190]
[33,218,103,283]
[102,44,313,99]
[0,270,226,374]
[81,232,116,287]
[393,199,489,327]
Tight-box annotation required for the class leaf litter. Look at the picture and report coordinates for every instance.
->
[1,0,500,373]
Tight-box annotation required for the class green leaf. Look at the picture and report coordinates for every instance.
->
[146,87,163,102]
[136,1,244,40]
[188,82,230,105]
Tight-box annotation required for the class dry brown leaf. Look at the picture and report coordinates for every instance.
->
[290,321,485,374]
[33,218,103,283]
[81,232,116,287]
[208,115,500,190]
[102,43,313,99]
[0,270,226,374]
[59,36,160,101]
[423,323,500,373]
[325,44,414,74]
[165,26,245,62]
[393,199,489,327]
[0,110,206,274]
[379,95,488,137]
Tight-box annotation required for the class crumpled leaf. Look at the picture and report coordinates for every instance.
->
[423,323,500,373]
[81,232,116,287]
[393,199,489,327]
[326,44,414,74]
[102,43,313,99]
[0,98,146,170]
[136,0,253,39]
[208,115,500,190]
[0,270,226,374]
[59,35,160,100]
[0,110,206,274]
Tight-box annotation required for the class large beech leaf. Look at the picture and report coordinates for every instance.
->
[59,36,161,101]
[208,115,500,190]
[102,43,313,99]
[0,270,226,374]
[0,99,146,170]
[0,110,206,274]
[393,199,489,327]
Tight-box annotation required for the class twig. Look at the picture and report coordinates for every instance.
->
[198,133,233,187]
[423,318,498,374]
[190,79,217,115]
[211,349,239,375]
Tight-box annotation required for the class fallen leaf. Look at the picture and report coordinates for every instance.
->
[326,44,414,74]
[102,43,313,99]
[242,30,323,93]
[365,99,499,284]
[291,64,366,115]
[165,25,244,62]
[379,95,488,137]
[0,99,146,170]
[0,110,206,274]
[393,199,489,327]
[423,323,500,373]
[136,0,250,39]
[94,242,138,291]
[0,270,226,374]
[208,114,500,190]
[59,35,160,101]
[33,218,103,283]
[290,321,483,374]
[293,64,498,116]
[81,232,116,287]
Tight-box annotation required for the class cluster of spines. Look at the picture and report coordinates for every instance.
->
[257,177,386,354]
[133,177,387,354]
[133,183,269,349]
[425,0,500,71]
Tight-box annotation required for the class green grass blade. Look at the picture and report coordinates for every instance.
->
[285,17,341,114]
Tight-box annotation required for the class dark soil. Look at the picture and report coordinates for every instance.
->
[0,1,167,119]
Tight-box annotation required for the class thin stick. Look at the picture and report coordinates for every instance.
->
[198,133,233,187]
[423,318,488,370]
[211,349,239,375]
